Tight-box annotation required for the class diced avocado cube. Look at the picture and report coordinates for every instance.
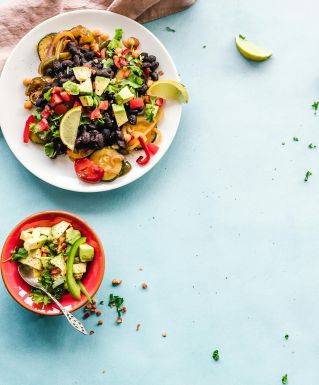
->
[95,76,110,96]
[79,243,95,262]
[50,255,67,276]
[116,86,134,104]
[20,229,34,241]
[112,103,128,127]
[73,66,92,82]
[79,95,94,107]
[73,262,86,280]
[66,228,81,245]
[20,256,42,270]
[51,221,71,239]
[40,257,51,269]
[63,81,80,95]
[29,248,42,259]
[52,275,65,289]
[79,78,93,95]
[24,236,47,251]
[40,227,52,236]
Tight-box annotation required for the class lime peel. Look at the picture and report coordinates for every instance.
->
[147,80,189,103]
[60,106,82,151]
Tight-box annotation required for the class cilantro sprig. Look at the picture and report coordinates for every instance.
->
[282,373,288,384]
[11,247,28,261]
[212,350,219,361]
[108,293,125,320]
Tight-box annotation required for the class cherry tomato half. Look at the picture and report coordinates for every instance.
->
[74,158,104,184]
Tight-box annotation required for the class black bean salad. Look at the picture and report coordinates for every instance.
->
[22,26,168,183]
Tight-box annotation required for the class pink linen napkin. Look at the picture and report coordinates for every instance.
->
[0,0,195,73]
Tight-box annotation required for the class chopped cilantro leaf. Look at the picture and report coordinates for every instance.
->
[304,170,312,182]
[202,45,207,48]
[284,334,289,340]
[293,137,299,141]
[312,101,319,112]
[43,88,52,102]
[33,111,42,121]
[239,34,246,40]
[109,293,125,319]
[308,143,316,149]
[165,26,176,32]
[102,58,114,68]
[282,373,288,384]
[107,28,123,56]
[44,142,56,159]
[11,247,28,261]
[212,350,219,361]
[30,289,51,305]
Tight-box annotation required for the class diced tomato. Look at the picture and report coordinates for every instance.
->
[52,87,63,94]
[143,68,151,76]
[49,93,63,107]
[90,108,102,120]
[113,56,121,68]
[120,57,128,66]
[122,48,130,55]
[98,100,109,110]
[74,158,104,183]
[54,104,68,115]
[155,97,164,107]
[38,118,49,131]
[23,115,35,143]
[83,63,92,67]
[73,99,82,107]
[129,98,144,109]
[147,143,159,155]
[60,91,72,103]
[41,105,51,119]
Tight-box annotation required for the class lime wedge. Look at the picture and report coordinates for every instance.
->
[60,106,82,151]
[235,35,272,62]
[147,80,189,103]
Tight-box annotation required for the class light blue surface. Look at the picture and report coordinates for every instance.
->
[1,0,319,384]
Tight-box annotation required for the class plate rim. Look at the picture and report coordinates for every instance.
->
[0,9,182,193]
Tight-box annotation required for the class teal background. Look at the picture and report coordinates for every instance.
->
[1,0,319,384]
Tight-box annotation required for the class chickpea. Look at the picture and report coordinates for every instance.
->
[24,100,32,109]
[132,50,140,59]
[123,37,139,49]
[92,29,101,37]
[100,33,109,41]
[147,79,153,87]
[22,78,32,87]
[90,42,99,52]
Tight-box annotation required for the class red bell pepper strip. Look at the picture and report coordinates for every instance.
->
[23,115,35,143]
[136,136,151,166]
[146,143,159,155]
[129,98,144,109]
[122,48,130,55]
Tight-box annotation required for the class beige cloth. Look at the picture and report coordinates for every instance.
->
[0,0,195,72]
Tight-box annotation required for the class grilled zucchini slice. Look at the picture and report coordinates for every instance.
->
[90,147,124,182]
[37,33,56,61]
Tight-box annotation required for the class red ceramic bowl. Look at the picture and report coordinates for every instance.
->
[1,211,105,315]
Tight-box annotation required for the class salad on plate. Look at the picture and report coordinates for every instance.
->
[22,25,188,184]
[9,220,94,305]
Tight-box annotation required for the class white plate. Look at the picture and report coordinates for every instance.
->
[0,10,181,193]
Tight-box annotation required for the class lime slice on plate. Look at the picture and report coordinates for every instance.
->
[60,106,82,151]
[147,80,189,103]
[235,35,272,62]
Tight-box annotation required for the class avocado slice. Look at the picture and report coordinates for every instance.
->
[66,228,82,244]
[116,86,134,104]
[79,78,93,95]
[63,81,80,95]
[73,66,92,82]
[95,76,110,96]
[79,243,94,262]
[24,236,47,251]
[79,95,94,107]
[112,103,128,127]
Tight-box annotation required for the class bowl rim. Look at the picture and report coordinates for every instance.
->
[1,210,105,316]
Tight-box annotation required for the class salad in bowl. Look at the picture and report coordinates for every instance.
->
[1,211,105,315]
[22,25,188,184]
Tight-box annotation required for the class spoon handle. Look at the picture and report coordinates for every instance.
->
[43,289,87,335]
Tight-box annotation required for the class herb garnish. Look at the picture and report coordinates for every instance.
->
[30,289,51,305]
[165,26,176,32]
[108,293,125,320]
[284,334,289,340]
[11,247,28,261]
[293,137,299,141]
[44,142,56,159]
[282,373,288,384]
[239,34,246,40]
[312,101,319,112]
[212,350,219,361]
[308,143,316,149]
[304,170,312,182]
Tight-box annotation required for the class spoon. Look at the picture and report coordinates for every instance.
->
[18,264,87,335]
